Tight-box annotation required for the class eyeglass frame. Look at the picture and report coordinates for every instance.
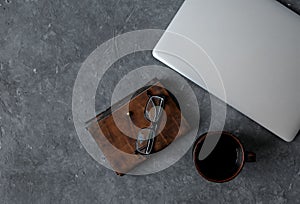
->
[135,95,165,155]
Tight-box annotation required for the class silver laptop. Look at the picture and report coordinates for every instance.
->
[153,0,300,142]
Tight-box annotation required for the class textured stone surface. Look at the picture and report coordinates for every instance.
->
[0,0,299,203]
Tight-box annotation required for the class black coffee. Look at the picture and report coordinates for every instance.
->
[195,134,243,181]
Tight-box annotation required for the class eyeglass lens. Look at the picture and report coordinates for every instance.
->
[145,96,164,123]
[136,128,155,155]
[136,95,165,155]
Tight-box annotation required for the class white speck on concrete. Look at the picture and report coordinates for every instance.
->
[0,127,5,135]
[26,144,33,150]
[33,68,37,74]
[16,88,21,96]
[55,66,58,74]
[48,23,52,28]
[9,59,13,67]
[62,63,69,71]
[75,174,79,178]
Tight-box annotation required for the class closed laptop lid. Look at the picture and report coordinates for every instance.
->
[153,0,300,142]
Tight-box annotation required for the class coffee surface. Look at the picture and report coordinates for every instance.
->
[195,134,243,181]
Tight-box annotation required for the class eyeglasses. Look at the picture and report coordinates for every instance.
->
[135,95,165,155]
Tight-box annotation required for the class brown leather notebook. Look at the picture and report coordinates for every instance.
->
[86,80,190,175]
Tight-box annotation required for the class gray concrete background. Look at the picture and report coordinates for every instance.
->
[0,0,300,203]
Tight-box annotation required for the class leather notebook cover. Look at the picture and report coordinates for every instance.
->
[86,80,190,175]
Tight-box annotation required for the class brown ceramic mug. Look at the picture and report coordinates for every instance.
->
[193,131,256,183]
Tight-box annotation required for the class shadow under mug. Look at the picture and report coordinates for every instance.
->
[193,131,256,183]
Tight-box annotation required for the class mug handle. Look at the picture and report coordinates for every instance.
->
[245,151,256,162]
